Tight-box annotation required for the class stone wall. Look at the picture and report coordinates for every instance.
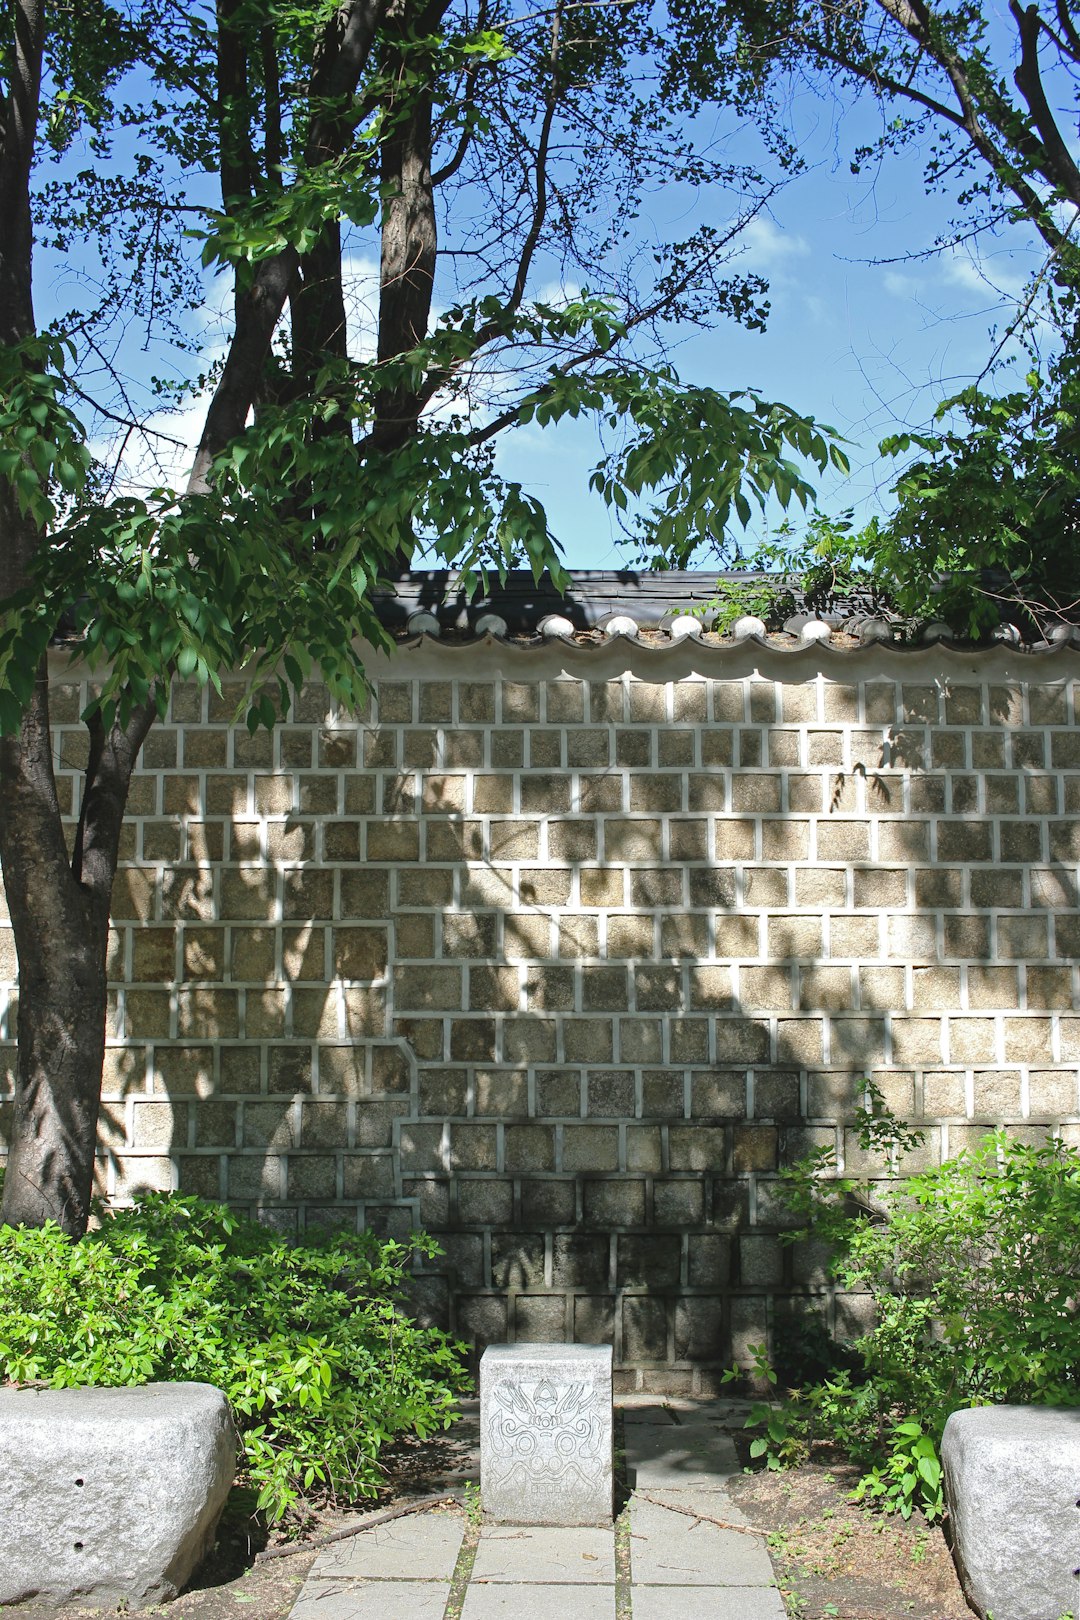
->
[2,638,1079,1391]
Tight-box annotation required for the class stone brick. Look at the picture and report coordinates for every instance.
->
[1026,968,1075,1010]
[1004,1017,1053,1062]
[648,1178,703,1229]
[458,1178,514,1225]
[631,868,684,908]
[738,959,790,1010]
[908,965,960,1010]
[754,1070,801,1118]
[669,1125,726,1172]
[605,917,655,960]
[521,1178,576,1225]
[586,1070,636,1117]
[776,1017,824,1065]
[618,1234,681,1288]
[512,1294,567,1343]
[450,1018,496,1061]
[525,965,575,1011]
[740,1234,784,1286]
[516,1235,579,1289]
[491,1233,545,1288]
[891,1018,944,1063]
[688,966,737,1010]
[625,1124,663,1171]
[1029,1070,1079,1115]
[559,915,599,957]
[563,1018,614,1062]
[519,867,571,906]
[972,1070,1022,1118]
[732,1124,777,1171]
[622,1295,669,1362]
[968,965,1020,1009]
[450,1124,498,1171]
[394,965,462,1010]
[561,1126,619,1172]
[579,868,624,908]
[457,1293,509,1348]
[582,1179,645,1227]
[660,913,710,958]
[639,1069,683,1118]
[504,1018,557,1063]
[505,1125,555,1172]
[617,1018,663,1063]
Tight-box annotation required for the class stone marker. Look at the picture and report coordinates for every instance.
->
[942,1404,1080,1620]
[480,1343,613,1525]
[0,1381,236,1607]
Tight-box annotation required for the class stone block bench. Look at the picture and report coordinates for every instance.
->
[0,1382,236,1606]
[942,1404,1080,1620]
[480,1343,613,1525]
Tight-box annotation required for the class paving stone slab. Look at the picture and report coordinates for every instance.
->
[623,1425,739,1488]
[621,1405,677,1426]
[288,1578,451,1620]
[462,1584,615,1619]
[629,1494,776,1586]
[309,1511,465,1580]
[633,1585,787,1619]
[639,1484,753,1528]
[472,1525,616,1583]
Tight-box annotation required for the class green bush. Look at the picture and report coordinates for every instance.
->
[0,1192,469,1522]
[751,1130,1080,1520]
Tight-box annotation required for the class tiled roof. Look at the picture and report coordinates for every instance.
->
[374,570,1080,654]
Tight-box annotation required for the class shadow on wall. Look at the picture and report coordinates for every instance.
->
[2,669,1078,1379]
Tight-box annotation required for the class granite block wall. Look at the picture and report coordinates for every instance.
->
[2,639,1079,1390]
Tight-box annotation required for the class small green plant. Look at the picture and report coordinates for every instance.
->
[0,1192,470,1523]
[743,1109,1080,1523]
[703,574,797,634]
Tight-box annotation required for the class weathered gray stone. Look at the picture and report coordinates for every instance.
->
[291,1579,452,1619]
[624,1423,739,1488]
[633,1588,786,1620]
[480,1343,613,1525]
[310,1511,464,1580]
[942,1404,1080,1620]
[471,1525,616,1582]
[0,1382,236,1607]
[462,1586,613,1619]
[629,1494,776,1586]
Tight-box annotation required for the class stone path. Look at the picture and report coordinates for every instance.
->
[288,1399,786,1620]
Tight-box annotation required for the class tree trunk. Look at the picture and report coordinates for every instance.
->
[0,660,154,1235]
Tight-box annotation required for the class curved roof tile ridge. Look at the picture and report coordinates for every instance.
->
[372,568,1077,654]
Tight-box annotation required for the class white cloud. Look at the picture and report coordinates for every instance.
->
[942,245,1030,304]
[884,270,918,298]
[738,216,811,277]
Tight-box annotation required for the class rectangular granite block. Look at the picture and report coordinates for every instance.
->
[480,1343,613,1525]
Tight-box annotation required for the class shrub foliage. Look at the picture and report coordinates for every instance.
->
[751,1128,1080,1520]
[0,1192,469,1521]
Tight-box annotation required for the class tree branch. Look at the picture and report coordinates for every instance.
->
[1011,0,1080,207]
[873,0,1070,255]
[189,0,390,491]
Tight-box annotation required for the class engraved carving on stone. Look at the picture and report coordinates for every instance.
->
[485,1373,606,1517]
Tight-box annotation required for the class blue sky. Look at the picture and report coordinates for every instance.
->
[46,22,1049,576]
[492,88,1049,569]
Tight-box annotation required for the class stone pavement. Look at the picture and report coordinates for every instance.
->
[288,1399,786,1620]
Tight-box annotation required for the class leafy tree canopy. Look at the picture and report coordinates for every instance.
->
[661,0,1080,632]
[3,0,848,738]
